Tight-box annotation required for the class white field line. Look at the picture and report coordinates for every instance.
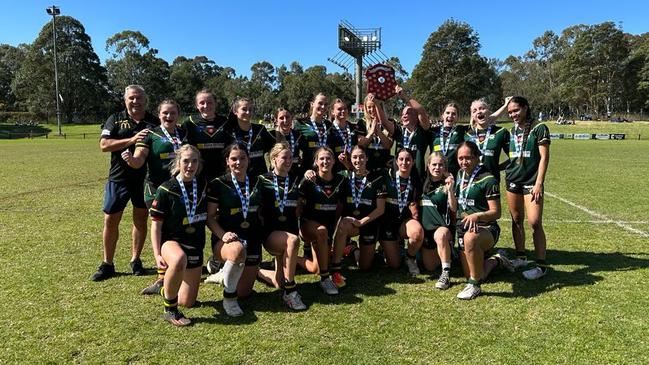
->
[500,218,649,224]
[545,191,649,238]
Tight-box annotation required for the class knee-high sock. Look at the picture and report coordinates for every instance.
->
[222,260,244,294]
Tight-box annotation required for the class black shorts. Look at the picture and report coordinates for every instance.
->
[358,221,380,246]
[379,218,403,242]
[102,180,146,214]
[506,181,541,195]
[456,223,500,252]
[423,226,448,250]
[238,231,264,267]
[162,240,204,269]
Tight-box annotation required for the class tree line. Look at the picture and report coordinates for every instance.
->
[1,17,648,124]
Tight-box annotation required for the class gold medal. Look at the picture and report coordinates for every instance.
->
[278,215,287,222]
[353,210,361,216]
[240,221,250,229]
[185,226,195,234]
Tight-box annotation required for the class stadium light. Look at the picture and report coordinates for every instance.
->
[46,5,62,136]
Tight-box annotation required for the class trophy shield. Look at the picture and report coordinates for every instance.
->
[365,64,397,101]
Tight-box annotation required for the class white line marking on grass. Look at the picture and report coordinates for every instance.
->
[545,191,649,238]
[500,218,649,224]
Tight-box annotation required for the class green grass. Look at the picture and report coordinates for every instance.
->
[2,132,649,364]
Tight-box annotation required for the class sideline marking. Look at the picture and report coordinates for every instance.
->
[545,191,649,238]
[500,218,649,224]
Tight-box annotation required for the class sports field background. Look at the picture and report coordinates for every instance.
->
[1,122,648,364]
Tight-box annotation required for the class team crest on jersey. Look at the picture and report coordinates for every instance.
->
[204,125,217,137]
[117,120,131,130]
[152,200,158,208]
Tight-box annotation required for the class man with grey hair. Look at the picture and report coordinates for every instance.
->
[91,85,160,281]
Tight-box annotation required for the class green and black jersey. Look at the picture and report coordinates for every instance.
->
[339,170,387,219]
[328,120,367,173]
[505,123,551,185]
[383,169,422,221]
[207,174,262,240]
[101,110,160,183]
[294,119,333,171]
[464,125,510,182]
[420,179,450,231]
[455,165,499,224]
[392,123,430,176]
[136,125,187,187]
[361,119,392,172]
[257,171,301,234]
[182,114,230,181]
[269,129,306,176]
[228,123,274,178]
[149,177,208,247]
[298,173,346,229]
[430,124,469,177]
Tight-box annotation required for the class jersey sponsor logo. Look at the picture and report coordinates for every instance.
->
[386,198,398,205]
[483,149,494,156]
[509,151,531,158]
[275,200,298,207]
[420,199,437,207]
[117,120,131,130]
[433,145,441,151]
[159,152,176,160]
[346,197,372,205]
[458,198,475,207]
[249,150,264,158]
[101,129,111,136]
[308,141,317,148]
[197,143,225,149]
[314,203,337,211]
[183,213,207,225]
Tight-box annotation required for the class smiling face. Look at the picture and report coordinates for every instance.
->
[195,92,216,120]
[159,103,179,128]
[442,105,458,127]
[315,149,334,174]
[227,148,249,176]
[428,154,447,180]
[125,88,147,118]
[401,106,417,127]
[364,100,377,121]
[178,149,200,181]
[507,101,527,124]
[276,110,293,134]
[273,148,293,174]
[235,101,252,123]
[470,101,489,127]
[350,147,367,173]
[396,150,413,175]
[311,94,328,120]
[332,101,348,122]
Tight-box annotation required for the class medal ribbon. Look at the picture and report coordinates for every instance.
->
[230,173,250,220]
[350,171,367,209]
[440,126,456,155]
[161,127,181,152]
[272,172,290,214]
[472,125,492,162]
[175,175,197,224]
[334,122,352,153]
[233,127,254,152]
[402,127,414,149]
[458,166,480,210]
[395,174,412,213]
[309,120,328,147]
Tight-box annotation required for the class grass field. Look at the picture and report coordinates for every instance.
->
[1,122,649,364]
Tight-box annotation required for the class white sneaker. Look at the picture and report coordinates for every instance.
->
[283,291,307,311]
[523,266,547,280]
[204,270,224,285]
[207,256,221,274]
[223,298,244,317]
[511,257,529,270]
[405,256,420,276]
[456,283,481,300]
[320,277,339,295]
[435,270,451,290]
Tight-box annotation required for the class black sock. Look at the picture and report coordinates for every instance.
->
[283,279,297,294]
[320,270,330,281]
[330,263,342,274]
[536,259,547,272]
[516,251,526,260]
[163,296,178,312]
[406,253,416,260]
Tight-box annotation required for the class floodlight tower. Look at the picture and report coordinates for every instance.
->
[46,5,62,136]
[329,21,382,118]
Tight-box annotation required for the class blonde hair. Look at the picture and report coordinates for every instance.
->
[170,145,202,177]
[469,99,490,129]
[330,98,347,115]
[312,146,335,170]
[269,143,292,169]
[310,92,328,117]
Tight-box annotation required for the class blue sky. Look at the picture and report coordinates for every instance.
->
[1,1,646,77]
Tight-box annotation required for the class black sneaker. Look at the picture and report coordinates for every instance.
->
[130,258,145,276]
[90,262,115,281]
[140,279,164,295]
[206,255,222,274]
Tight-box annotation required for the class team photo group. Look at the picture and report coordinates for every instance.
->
[93,83,550,326]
